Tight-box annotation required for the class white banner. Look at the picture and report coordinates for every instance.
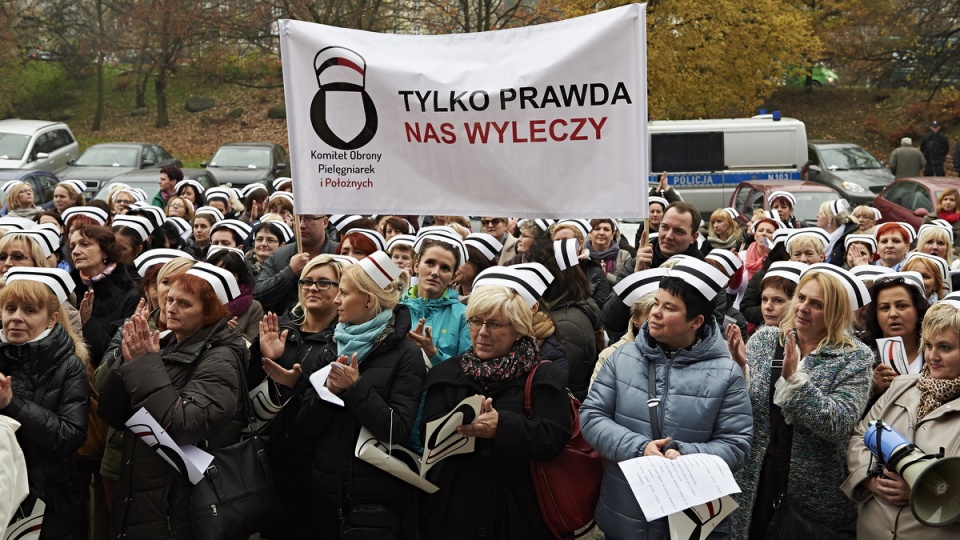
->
[279,4,648,218]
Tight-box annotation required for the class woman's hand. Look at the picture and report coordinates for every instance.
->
[261,356,302,388]
[869,469,911,507]
[0,373,12,409]
[725,324,747,375]
[643,437,680,459]
[121,314,160,363]
[782,330,800,380]
[457,397,498,438]
[408,318,438,359]
[79,290,95,325]
[658,171,669,192]
[258,312,288,361]
[227,316,239,331]
[135,297,151,319]
[873,364,898,393]
[326,354,359,395]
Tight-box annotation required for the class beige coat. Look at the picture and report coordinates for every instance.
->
[842,374,960,539]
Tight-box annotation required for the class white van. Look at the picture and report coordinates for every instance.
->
[648,114,807,213]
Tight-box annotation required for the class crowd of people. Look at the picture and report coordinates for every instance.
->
[1,166,959,540]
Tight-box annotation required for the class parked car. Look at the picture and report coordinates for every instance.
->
[0,119,78,172]
[786,65,840,88]
[803,140,894,206]
[92,168,219,203]
[0,168,61,215]
[58,142,182,196]
[729,180,843,228]
[202,142,289,189]
[873,177,958,230]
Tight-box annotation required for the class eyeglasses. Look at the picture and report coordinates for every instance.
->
[299,278,338,290]
[300,216,327,223]
[169,202,185,209]
[466,318,511,330]
[0,253,31,263]
[480,219,502,226]
[254,236,279,244]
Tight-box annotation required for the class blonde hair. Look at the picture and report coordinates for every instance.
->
[157,258,195,284]
[165,196,195,221]
[54,182,86,208]
[292,255,348,322]
[916,227,955,265]
[708,209,742,241]
[0,280,89,363]
[852,205,875,221]
[466,286,534,337]
[818,201,852,228]
[903,257,945,298]
[922,303,960,347]
[339,263,409,314]
[6,182,34,210]
[551,223,585,248]
[788,236,825,257]
[630,291,657,320]
[779,270,857,351]
[0,234,49,269]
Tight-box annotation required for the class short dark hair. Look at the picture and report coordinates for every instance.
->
[659,276,714,323]
[253,221,287,244]
[206,249,253,287]
[161,165,183,182]
[861,278,930,343]
[664,201,701,234]
[73,225,122,264]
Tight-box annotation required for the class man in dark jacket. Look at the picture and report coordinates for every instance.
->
[254,214,338,314]
[921,120,949,176]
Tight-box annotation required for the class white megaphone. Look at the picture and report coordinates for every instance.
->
[865,420,960,527]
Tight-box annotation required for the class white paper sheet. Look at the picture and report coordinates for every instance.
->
[309,364,344,407]
[4,499,43,540]
[877,336,910,375]
[355,426,439,493]
[668,495,739,540]
[618,453,741,521]
[125,407,214,485]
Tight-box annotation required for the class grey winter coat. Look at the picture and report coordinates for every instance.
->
[580,320,753,539]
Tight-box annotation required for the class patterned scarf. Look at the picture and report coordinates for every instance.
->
[80,263,117,286]
[460,335,540,393]
[916,364,960,420]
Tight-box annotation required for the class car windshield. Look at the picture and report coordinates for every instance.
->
[820,146,882,171]
[75,147,140,167]
[0,133,31,160]
[208,147,271,169]
[794,191,842,223]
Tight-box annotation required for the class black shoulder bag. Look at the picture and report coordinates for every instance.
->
[190,350,282,539]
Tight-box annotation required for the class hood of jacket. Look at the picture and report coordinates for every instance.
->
[549,294,602,331]
[0,324,76,376]
[637,317,726,367]
[402,286,461,320]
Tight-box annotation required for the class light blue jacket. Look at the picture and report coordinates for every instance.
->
[400,285,471,367]
[580,320,753,539]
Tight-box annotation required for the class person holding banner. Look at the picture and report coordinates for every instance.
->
[0,270,90,538]
[254,213,338,314]
[842,299,960,538]
[294,253,424,538]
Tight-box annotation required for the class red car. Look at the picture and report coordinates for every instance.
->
[729,180,842,228]
[872,177,959,230]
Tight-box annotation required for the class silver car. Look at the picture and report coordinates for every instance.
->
[0,119,78,172]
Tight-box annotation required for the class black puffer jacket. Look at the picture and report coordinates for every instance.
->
[72,267,139,367]
[580,258,612,308]
[548,296,601,401]
[0,324,89,539]
[295,305,426,513]
[97,319,248,540]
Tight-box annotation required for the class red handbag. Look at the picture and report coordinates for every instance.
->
[523,362,604,539]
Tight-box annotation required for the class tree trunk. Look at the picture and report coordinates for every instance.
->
[93,52,104,130]
[155,70,168,128]
[136,67,148,110]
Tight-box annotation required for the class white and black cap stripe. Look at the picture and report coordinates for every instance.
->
[531,219,556,232]
[554,219,591,240]
[940,291,960,310]
[329,254,358,267]
[186,261,241,304]
[351,229,387,252]
[648,196,669,210]
[204,188,231,203]
[0,216,36,231]
[903,252,950,291]
[705,249,742,276]
[850,264,896,283]
[273,177,293,190]
[803,263,871,309]
[554,239,579,271]
[895,222,917,243]
[753,211,785,234]
[176,179,206,196]
[464,233,502,262]
[613,268,666,307]
[767,190,796,207]
[720,208,739,221]
[414,226,466,264]
[1,180,22,196]
[166,216,191,239]
[62,207,107,226]
[358,250,402,289]
[5,267,74,306]
[211,219,253,241]
[875,271,926,295]
[112,188,146,203]
[771,228,792,247]
[763,261,808,285]
[786,227,830,250]
[59,180,87,195]
[511,262,554,291]
[329,214,363,232]
[14,229,60,258]
[112,215,154,241]
[919,222,955,243]
[664,259,729,301]
[134,249,194,277]
[206,245,246,259]
[474,264,551,308]
[830,198,851,216]
[195,206,225,223]
[385,234,416,252]
[844,234,877,253]
[268,191,294,204]
[129,202,166,231]
[260,220,293,244]
[240,183,268,199]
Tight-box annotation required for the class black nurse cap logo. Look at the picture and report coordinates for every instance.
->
[310,46,378,150]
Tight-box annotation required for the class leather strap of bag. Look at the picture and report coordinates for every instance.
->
[523,361,549,417]
[647,359,663,441]
[768,341,794,502]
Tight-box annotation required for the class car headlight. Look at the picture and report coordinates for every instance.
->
[826,77,836,83]
[841,181,867,194]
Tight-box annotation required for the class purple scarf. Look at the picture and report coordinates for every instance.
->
[227,283,253,319]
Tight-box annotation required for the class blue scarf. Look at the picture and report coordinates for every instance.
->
[334,308,393,363]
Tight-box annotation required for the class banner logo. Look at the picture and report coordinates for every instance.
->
[310,46,378,150]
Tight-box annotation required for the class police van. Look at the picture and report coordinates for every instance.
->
[648,114,807,213]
